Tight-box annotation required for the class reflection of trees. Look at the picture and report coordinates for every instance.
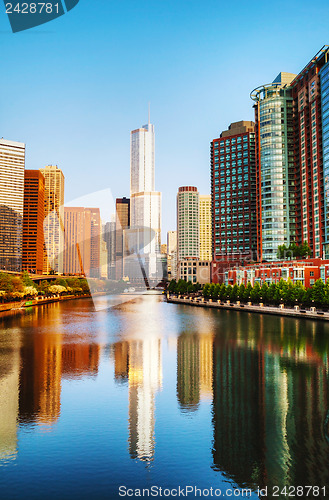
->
[0,204,23,272]
[211,310,329,490]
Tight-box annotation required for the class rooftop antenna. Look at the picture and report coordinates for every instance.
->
[148,102,150,125]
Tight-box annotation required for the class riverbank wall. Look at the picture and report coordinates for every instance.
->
[0,293,91,313]
[167,295,329,322]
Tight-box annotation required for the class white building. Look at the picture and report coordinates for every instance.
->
[0,139,25,272]
[130,119,161,278]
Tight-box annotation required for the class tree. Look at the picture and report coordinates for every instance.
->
[168,279,177,293]
[260,283,268,302]
[225,285,232,300]
[250,282,261,302]
[203,283,210,299]
[219,284,227,300]
[0,272,14,292]
[238,283,245,301]
[267,283,277,304]
[311,279,325,307]
[299,241,312,258]
[231,284,239,302]
[243,283,252,301]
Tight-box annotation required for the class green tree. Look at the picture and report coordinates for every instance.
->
[238,283,245,301]
[299,241,312,258]
[203,283,210,299]
[168,279,177,293]
[225,285,232,300]
[260,283,268,303]
[250,282,261,302]
[54,277,68,288]
[243,282,252,301]
[231,284,239,302]
[267,283,277,304]
[219,284,226,300]
[0,272,14,292]
[311,279,325,307]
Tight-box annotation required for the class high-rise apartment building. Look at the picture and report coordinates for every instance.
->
[130,119,161,277]
[115,197,130,279]
[40,165,65,274]
[177,186,199,261]
[63,207,100,277]
[167,230,177,279]
[199,195,212,262]
[290,47,329,258]
[251,76,296,261]
[0,139,25,272]
[210,121,257,282]
[103,218,116,279]
[22,170,45,274]
[251,46,329,260]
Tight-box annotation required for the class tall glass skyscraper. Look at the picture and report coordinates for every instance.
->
[130,119,161,278]
[251,73,296,261]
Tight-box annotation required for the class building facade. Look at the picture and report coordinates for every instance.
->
[211,121,257,283]
[22,170,45,274]
[40,165,65,274]
[63,207,101,277]
[251,75,296,262]
[199,195,212,262]
[130,120,161,278]
[115,197,130,280]
[0,139,25,272]
[177,186,199,262]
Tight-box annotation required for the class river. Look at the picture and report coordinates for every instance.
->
[0,294,328,499]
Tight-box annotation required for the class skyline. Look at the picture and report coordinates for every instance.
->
[1,1,329,238]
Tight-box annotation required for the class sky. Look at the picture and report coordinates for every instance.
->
[1,0,329,241]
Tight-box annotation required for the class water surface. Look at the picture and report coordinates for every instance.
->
[0,295,329,499]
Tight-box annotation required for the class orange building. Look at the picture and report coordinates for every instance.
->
[63,207,101,277]
[22,170,45,274]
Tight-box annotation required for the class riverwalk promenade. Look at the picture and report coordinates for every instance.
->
[167,294,329,322]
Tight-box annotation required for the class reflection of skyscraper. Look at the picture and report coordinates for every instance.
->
[0,139,25,272]
[112,342,129,383]
[40,165,65,274]
[177,333,200,412]
[199,334,213,401]
[128,338,162,461]
[130,119,161,277]
[22,170,45,274]
[0,333,20,460]
[19,328,62,425]
[61,343,100,379]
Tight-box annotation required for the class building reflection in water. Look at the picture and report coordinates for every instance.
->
[177,332,214,412]
[111,297,163,463]
[0,327,21,460]
[112,338,162,462]
[212,311,329,490]
[18,303,100,426]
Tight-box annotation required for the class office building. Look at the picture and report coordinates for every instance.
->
[22,170,45,274]
[210,122,257,282]
[40,165,64,274]
[177,186,199,261]
[103,218,116,279]
[130,118,161,278]
[199,194,212,261]
[167,230,177,280]
[63,207,101,277]
[0,139,25,272]
[115,197,130,279]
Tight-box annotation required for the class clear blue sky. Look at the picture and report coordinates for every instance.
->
[1,0,329,241]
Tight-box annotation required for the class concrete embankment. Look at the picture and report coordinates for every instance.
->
[167,295,329,322]
[0,294,91,313]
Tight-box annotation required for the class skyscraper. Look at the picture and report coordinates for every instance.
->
[251,76,296,261]
[115,197,130,279]
[40,165,65,274]
[0,139,25,272]
[63,207,101,277]
[167,230,177,279]
[130,118,161,278]
[177,186,199,282]
[210,121,257,282]
[199,194,212,262]
[22,170,45,274]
